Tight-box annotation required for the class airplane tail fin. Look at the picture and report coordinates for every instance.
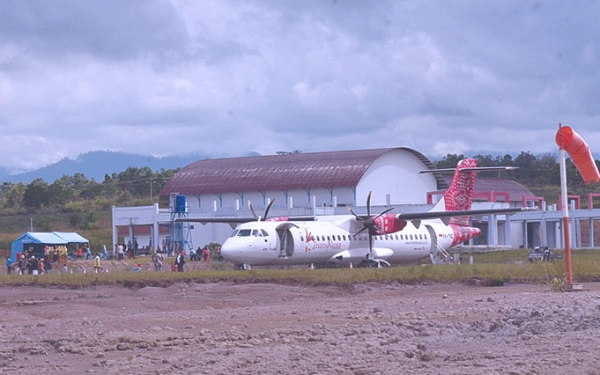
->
[430,159,478,226]
[421,159,518,226]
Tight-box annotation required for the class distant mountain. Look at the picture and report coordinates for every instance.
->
[2,151,209,184]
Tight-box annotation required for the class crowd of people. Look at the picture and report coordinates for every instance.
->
[4,243,223,275]
[4,244,106,275]
[5,249,55,275]
[188,246,215,262]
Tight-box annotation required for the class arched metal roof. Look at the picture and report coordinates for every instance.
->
[160,147,443,196]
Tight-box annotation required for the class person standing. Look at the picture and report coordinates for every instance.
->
[175,251,185,272]
[18,256,27,275]
[94,253,101,273]
[117,243,124,260]
[6,256,12,274]
[153,251,164,272]
[30,256,39,275]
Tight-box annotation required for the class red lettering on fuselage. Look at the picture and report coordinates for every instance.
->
[312,241,342,250]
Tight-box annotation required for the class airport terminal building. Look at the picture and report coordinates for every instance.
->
[111,147,600,256]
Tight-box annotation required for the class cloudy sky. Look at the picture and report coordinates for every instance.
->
[1,0,599,172]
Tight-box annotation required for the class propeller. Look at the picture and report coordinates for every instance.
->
[347,191,394,258]
[248,199,275,221]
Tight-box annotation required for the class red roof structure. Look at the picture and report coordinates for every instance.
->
[160,147,444,196]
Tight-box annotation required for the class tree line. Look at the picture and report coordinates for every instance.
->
[435,151,597,188]
[0,166,178,212]
[0,151,597,213]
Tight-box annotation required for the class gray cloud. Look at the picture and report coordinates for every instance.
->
[0,0,599,172]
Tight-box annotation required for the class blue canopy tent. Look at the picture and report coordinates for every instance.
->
[11,232,89,261]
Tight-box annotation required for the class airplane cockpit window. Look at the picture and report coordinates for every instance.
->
[261,229,269,237]
[252,229,261,237]
[237,229,252,237]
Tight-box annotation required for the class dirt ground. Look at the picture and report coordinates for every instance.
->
[2,262,600,374]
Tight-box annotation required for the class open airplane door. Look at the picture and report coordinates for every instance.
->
[425,224,450,264]
[276,223,297,259]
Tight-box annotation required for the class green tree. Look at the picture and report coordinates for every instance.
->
[513,151,538,183]
[2,182,26,209]
[495,154,514,167]
[23,179,50,209]
[435,154,465,169]
[535,153,559,185]
[48,178,75,206]
[117,167,155,198]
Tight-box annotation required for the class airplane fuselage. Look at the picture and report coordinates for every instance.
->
[220,215,458,266]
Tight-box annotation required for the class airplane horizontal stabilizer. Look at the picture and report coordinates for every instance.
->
[419,166,519,174]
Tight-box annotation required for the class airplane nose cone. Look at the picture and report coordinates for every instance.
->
[220,240,237,262]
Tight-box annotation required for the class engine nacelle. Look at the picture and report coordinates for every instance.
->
[373,213,407,234]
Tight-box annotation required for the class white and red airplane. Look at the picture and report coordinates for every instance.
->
[181,159,532,268]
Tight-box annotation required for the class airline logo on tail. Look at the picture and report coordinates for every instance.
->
[429,158,478,227]
[444,158,477,212]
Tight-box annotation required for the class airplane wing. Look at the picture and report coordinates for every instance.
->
[394,207,535,220]
[352,207,536,222]
[174,216,317,223]
[175,217,255,224]
[177,208,534,224]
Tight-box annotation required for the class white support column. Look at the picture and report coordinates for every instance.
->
[111,206,118,250]
[488,214,498,246]
[590,218,595,248]
[504,213,512,247]
[153,204,160,253]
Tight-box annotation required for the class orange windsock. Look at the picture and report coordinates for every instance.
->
[555,125,600,184]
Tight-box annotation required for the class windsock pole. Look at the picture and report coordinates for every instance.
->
[555,123,600,288]
[558,137,573,286]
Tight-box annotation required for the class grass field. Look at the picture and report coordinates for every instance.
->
[2,249,599,289]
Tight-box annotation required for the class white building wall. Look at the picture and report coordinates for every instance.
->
[357,149,437,206]
[185,187,357,216]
